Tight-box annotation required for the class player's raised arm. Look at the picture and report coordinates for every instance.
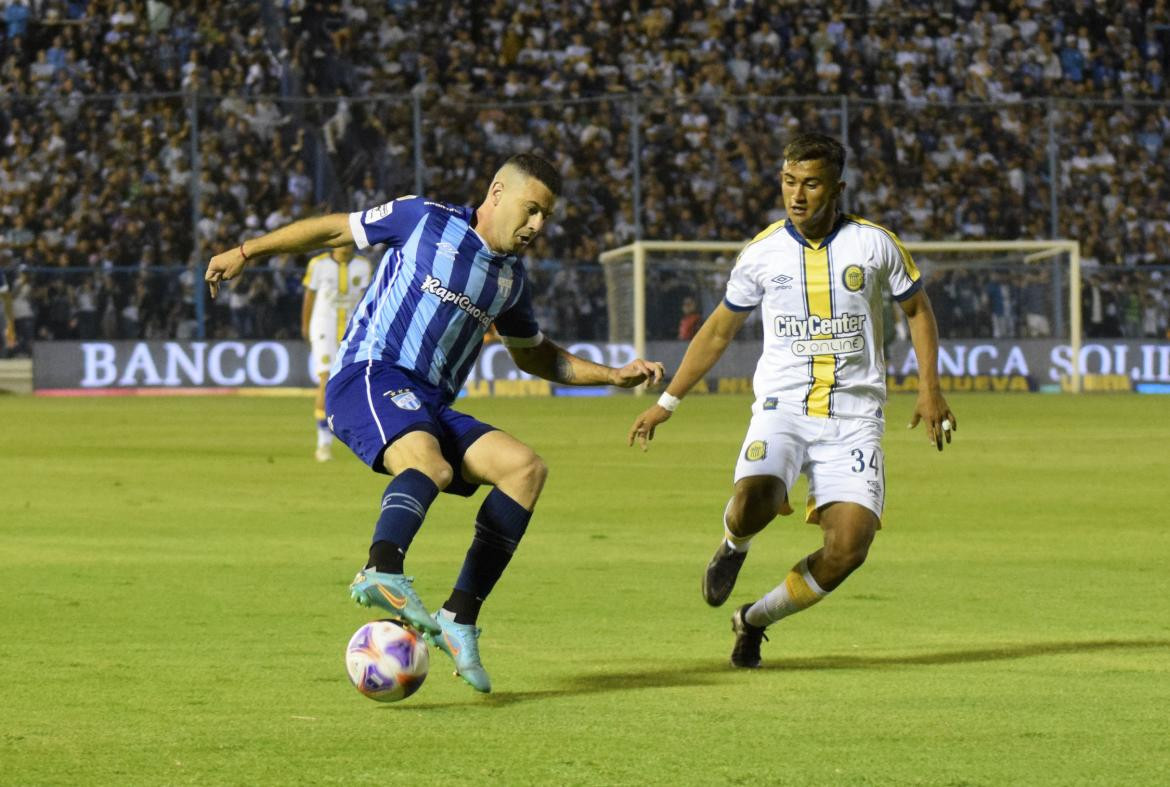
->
[900,288,956,451]
[505,337,664,388]
[204,213,354,298]
[628,302,750,451]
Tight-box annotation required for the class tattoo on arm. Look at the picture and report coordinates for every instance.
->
[554,353,575,384]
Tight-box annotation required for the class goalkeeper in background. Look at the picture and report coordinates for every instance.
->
[628,133,955,668]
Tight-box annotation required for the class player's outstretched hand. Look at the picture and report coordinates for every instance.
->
[908,391,957,452]
[609,359,665,388]
[204,247,248,299]
[628,405,672,452]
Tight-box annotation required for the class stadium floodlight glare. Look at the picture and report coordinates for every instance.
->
[600,238,1082,393]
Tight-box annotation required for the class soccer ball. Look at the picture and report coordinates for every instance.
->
[345,620,429,702]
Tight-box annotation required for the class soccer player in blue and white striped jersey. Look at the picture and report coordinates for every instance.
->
[206,154,664,692]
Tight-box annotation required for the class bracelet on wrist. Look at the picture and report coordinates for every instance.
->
[657,392,681,412]
[239,242,250,261]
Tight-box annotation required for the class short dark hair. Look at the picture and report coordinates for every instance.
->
[783,133,846,180]
[504,153,562,196]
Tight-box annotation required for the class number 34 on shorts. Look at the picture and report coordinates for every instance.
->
[850,447,881,474]
[733,414,886,521]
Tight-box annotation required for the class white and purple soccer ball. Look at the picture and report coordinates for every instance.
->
[345,620,429,702]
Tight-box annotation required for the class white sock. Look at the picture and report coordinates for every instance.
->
[722,497,752,552]
[745,558,828,627]
[317,427,333,448]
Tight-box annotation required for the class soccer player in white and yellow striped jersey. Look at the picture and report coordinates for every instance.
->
[628,133,956,668]
[302,244,372,461]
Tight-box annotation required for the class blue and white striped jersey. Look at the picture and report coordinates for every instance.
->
[334,196,543,401]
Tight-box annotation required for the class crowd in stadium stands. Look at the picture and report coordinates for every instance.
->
[2,0,1170,356]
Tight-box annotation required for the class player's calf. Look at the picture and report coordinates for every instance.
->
[350,469,446,636]
[439,488,532,625]
[744,557,829,629]
[814,504,877,590]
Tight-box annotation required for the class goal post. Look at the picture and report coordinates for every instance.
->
[600,238,1083,393]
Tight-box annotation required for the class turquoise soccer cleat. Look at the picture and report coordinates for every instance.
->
[349,570,440,635]
[428,610,492,693]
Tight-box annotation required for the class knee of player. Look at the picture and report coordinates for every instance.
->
[531,453,549,483]
[517,451,549,490]
[733,479,787,524]
[420,461,455,491]
[829,530,874,569]
[845,541,872,570]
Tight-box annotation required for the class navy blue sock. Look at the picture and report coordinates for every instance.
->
[366,469,440,574]
[446,488,532,624]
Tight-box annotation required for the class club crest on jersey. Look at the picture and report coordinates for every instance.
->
[384,388,422,411]
[842,264,865,292]
[771,274,793,289]
[496,270,513,300]
[435,241,458,261]
[745,440,767,461]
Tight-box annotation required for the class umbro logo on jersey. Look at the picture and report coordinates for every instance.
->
[436,241,458,259]
[771,274,793,289]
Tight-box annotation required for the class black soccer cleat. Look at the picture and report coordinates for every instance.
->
[702,541,748,607]
[730,604,768,669]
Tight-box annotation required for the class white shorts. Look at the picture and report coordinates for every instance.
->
[309,330,339,378]
[733,405,885,524]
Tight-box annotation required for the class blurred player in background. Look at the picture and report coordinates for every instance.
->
[0,266,15,355]
[206,153,663,693]
[628,133,955,668]
[301,244,372,461]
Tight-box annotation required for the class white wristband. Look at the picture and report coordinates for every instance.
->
[657,392,681,412]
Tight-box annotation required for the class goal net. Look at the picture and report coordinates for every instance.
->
[599,239,1083,393]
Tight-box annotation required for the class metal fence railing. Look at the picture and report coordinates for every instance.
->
[3,91,1170,343]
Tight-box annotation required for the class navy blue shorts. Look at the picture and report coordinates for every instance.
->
[325,361,496,497]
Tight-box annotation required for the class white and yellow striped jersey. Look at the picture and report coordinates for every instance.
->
[724,214,922,421]
[303,251,373,343]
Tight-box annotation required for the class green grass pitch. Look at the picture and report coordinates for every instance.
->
[2,391,1168,785]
